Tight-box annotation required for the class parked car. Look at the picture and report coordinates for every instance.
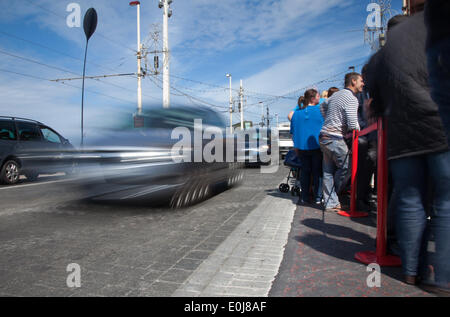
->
[0,116,74,185]
[72,105,244,208]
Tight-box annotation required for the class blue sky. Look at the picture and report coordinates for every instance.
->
[0,0,402,145]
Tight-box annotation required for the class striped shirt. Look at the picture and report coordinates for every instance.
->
[320,88,360,139]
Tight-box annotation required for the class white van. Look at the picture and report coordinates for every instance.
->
[277,122,293,159]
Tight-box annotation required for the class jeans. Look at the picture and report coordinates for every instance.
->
[427,37,450,144]
[320,137,350,209]
[391,150,450,287]
[298,149,323,203]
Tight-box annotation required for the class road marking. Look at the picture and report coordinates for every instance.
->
[0,178,72,190]
[172,193,296,297]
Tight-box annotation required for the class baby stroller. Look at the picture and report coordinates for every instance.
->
[279,149,302,196]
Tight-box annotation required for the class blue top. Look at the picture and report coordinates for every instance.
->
[290,104,324,150]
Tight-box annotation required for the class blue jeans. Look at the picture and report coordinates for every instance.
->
[320,137,350,209]
[391,150,450,287]
[427,38,450,144]
[298,149,323,203]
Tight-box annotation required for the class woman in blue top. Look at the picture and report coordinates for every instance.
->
[290,89,324,205]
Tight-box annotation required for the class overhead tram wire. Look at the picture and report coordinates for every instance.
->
[0,48,160,101]
[0,68,136,106]
[148,75,231,112]
[0,30,131,74]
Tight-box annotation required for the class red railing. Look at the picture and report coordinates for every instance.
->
[337,117,402,266]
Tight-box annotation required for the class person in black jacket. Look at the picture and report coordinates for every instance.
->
[425,0,450,143]
[423,0,450,296]
[365,9,449,291]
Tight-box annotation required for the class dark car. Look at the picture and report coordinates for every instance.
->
[72,105,244,208]
[0,117,74,185]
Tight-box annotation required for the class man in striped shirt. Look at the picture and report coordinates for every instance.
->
[319,73,363,211]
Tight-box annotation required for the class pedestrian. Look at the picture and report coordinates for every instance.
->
[425,0,450,144]
[355,65,377,212]
[422,0,450,296]
[365,5,449,293]
[320,87,339,119]
[290,89,324,205]
[319,73,362,212]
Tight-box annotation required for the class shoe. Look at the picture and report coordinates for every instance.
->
[405,275,417,285]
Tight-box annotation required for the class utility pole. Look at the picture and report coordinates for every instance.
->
[266,106,270,128]
[226,74,233,134]
[159,0,173,108]
[240,80,244,131]
[130,1,143,114]
[259,102,265,127]
[275,114,279,128]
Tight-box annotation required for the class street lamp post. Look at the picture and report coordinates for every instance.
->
[81,8,97,147]
[259,102,264,127]
[129,1,142,115]
[226,74,233,134]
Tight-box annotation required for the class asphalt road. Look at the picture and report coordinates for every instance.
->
[0,166,288,297]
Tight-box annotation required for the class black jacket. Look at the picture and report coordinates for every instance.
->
[365,12,448,160]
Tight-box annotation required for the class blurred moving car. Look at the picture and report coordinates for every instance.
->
[73,105,244,208]
[0,116,74,185]
[277,123,293,159]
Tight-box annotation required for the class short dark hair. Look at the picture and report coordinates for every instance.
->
[327,87,339,98]
[345,72,361,88]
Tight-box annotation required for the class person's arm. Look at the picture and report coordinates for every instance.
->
[288,111,294,121]
[345,98,360,131]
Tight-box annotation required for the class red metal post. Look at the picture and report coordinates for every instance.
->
[337,130,368,218]
[354,117,401,266]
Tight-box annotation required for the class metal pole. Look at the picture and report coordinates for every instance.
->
[227,74,233,134]
[162,0,170,108]
[260,102,264,127]
[266,105,270,128]
[137,3,142,114]
[81,41,88,147]
[240,79,244,130]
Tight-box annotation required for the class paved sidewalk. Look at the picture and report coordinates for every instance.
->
[172,193,297,297]
[270,203,433,297]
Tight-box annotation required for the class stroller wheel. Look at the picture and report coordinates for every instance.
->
[291,186,300,196]
[279,183,290,193]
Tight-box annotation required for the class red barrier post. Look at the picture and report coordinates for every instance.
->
[337,130,369,218]
[354,117,401,266]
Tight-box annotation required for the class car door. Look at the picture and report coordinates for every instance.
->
[38,125,66,173]
[0,120,18,166]
[15,121,44,173]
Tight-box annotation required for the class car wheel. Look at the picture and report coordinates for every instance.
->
[1,160,21,185]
